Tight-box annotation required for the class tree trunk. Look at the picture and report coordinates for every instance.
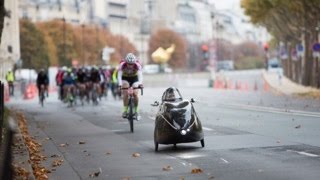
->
[303,33,312,86]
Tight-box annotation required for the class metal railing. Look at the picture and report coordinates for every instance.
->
[0,80,17,180]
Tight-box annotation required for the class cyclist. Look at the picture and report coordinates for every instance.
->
[110,67,120,99]
[36,69,49,99]
[90,66,101,101]
[62,68,76,102]
[75,67,87,101]
[117,53,143,119]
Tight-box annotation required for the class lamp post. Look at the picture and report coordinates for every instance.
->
[62,17,66,65]
[81,24,85,65]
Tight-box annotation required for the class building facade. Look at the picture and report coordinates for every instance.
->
[0,0,20,80]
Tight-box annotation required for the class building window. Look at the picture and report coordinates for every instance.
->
[8,46,12,53]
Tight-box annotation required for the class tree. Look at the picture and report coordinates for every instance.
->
[241,0,320,86]
[233,41,264,69]
[108,35,138,65]
[148,28,187,69]
[20,20,50,70]
[37,20,76,66]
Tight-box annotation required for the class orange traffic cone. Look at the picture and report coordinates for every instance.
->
[24,84,35,100]
[4,85,10,102]
[263,80,270,91]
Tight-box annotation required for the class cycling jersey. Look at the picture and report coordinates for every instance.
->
[37,73,49,86]
[117,61,143,86]
[90,70,101,83]
[118,61,142,77]
[63,74,75,85]
[76,71,86,83]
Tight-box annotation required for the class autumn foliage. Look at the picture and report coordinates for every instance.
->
[20,19,137,69]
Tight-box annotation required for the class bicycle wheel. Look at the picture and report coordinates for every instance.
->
[40,91,45,107]
[128,98,134,133]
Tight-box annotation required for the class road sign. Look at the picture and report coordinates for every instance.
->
[312,43,320,52]
[297,44,304,57]
[102,47,115,62]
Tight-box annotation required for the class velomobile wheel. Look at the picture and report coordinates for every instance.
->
[154,141,159,152]
[200,139,205,147]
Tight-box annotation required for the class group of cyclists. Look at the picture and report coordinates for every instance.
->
[36,53,144,119]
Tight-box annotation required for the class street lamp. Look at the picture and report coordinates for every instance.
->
[81,24,85,65]
[62,17,66,65]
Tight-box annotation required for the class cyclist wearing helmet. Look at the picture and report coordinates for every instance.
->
[62,68,76,101]
[118,53,143,119]
[36,69,49,98]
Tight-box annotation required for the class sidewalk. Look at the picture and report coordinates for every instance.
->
[262,70,320,98]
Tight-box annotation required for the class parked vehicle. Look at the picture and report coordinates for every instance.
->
[217,60,234,71]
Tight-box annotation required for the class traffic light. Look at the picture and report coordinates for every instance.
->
[263,43,269,52]
[201,44,209,60]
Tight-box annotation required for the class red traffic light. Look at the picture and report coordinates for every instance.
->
[263,43,269,51]
[201,44,209,51]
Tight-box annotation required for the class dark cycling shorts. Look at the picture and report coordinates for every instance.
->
[122,76,138,87]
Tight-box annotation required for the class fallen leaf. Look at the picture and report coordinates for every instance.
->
[50,154,61,158]
[295,125,301,129]
[45,138,51,140]
[191,168,203,174]
[122,177,131,180]
[162,165,173,171]
[52,159,64,167]
[59,143,69,147]
[208,176,215,179]
[79,141,86,145]
[179,177,185,180]
[132,153,140,157]
[89,168,102,178]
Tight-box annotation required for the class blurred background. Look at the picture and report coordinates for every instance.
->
[0,0,319,88]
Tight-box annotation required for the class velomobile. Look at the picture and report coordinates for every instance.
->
[152,87,204,151]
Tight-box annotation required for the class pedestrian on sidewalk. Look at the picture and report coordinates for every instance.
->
[5,69,15,96]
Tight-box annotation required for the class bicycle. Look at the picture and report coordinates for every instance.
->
[39,85,46,107]
[91,83,100,106]
[121,86,143,133]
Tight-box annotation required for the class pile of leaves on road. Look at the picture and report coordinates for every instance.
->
[15,112,51,180]
[295,91,320,99]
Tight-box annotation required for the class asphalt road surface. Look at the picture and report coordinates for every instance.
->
[9,70,320,180]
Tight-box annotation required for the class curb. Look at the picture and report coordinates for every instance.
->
[11,114,36,180]
[261,71,284,95]
[262,70,320,97]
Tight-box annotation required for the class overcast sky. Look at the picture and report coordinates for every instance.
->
[209,0,241,10]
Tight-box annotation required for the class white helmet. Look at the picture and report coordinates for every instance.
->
[125,53,137,64]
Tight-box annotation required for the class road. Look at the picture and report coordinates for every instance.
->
[9,70,320,180]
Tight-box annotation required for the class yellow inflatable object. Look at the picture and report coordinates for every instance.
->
[151,44,175,64]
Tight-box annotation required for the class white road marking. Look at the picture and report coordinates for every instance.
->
[203,127,214,131]
[287,150,319,157]
[220,158,229,164]
[111,129,125,132]
[220,103,320,118]
[177,153,206,159]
